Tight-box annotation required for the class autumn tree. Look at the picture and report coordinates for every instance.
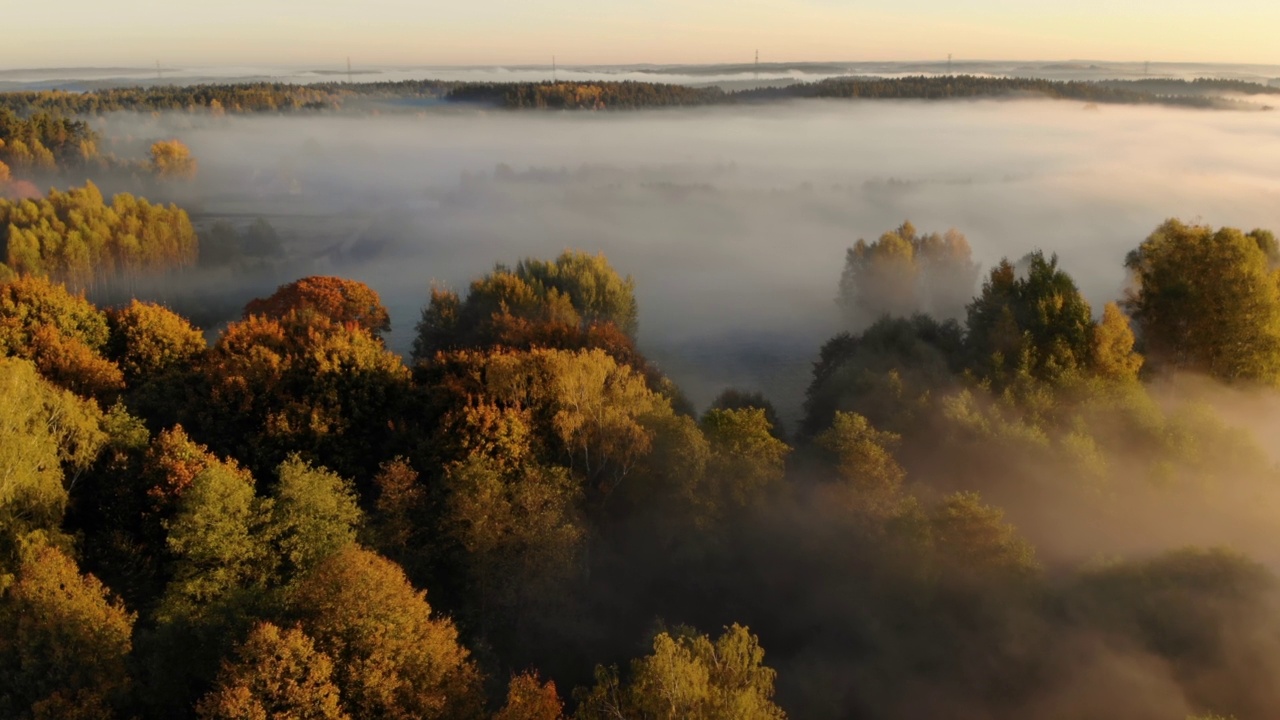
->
[709,388,786,441]
[700,408,790,512]
[0,182,198,287]
[0,274,123,399]
[412,251,638,360]
[817,411,908,518]
[195,622,349,720]
[1124,219,1280,383]
[150,138,198,179]
[289,547,484,720]
[1091,301,1143,382]
[198,311,411,480]
[494,673,565,720]
[244,276,392,337]
[442,456,583,649]
[839,221,979,328]
[0,357,105,564]
[0,544,134,720]
[106,299,207,424]
[574,624,786,720]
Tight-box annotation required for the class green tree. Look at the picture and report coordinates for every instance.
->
[700,408,790,511]
[0,357,105,564]
[574,624,786,720]
[966,252,1096,388]
[1124,219,1280,383]
[157,463,265,623]
[265,456,363,579]
[442,456,583,646]
[802,315,964,436]
[816,411,907,517]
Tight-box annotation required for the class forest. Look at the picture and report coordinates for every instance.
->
[3,178,1280,719]
[1,68,1279,719]
[2,75,1276,118]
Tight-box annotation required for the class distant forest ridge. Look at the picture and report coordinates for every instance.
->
[0,75,1275,115]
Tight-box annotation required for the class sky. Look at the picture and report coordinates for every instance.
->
[3,0,1278,68]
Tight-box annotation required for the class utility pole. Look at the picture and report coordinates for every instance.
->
[755,49,760,81]
[347,56,353,84]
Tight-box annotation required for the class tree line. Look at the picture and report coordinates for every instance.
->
[0,182,198,288]
[1,224,1279,719]
[2,75,1274,118]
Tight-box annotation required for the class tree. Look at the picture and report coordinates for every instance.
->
[195,622,349,720]
[290,547,483,720]
[700,408,790,511]
[244,277,392,337]
[802,315,964,436]
[1091,302,1143,382]
[265,456,363,579]
[107,300,206,385]
[0,183,197,287]
[423,348,668,494]
[1124,219,1280,383]
[157,463,265,624]
[150,139,198,179]
[709,389,786,441]
[966,252,1096,388]
[494,673,565,720]
[816,412,907,518]
[0,544,134,720]
[574,624,786,720]
[0,274,123,399]
[199,312,411,480]
[411,251,639,361]
[0,357,105,564]
[442,456,583,647]
[838,221,979,328]
[929,491,1039,586]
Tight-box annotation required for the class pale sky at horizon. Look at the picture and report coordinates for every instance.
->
[4,0,1278,69]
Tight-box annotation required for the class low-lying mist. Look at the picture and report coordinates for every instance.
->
[94,99,1280,419]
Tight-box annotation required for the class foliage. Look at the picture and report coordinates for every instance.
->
[838,221,979,327]
[1124,219,1280,383]
[195,622,349,720]
[0,357,105,563]
[149,139,198,180]
[0,182,198,288]
[0,543,134,720]
[289,546,484,720]
[245,276,392,337]
[494,672,565,720]
[574,624,786,720]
